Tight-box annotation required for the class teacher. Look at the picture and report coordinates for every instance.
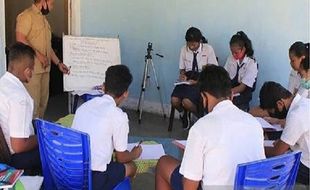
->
[16,0,69,118]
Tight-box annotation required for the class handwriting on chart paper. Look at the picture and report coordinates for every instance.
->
[63,36,121,91]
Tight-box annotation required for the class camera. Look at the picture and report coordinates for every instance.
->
[147,42,153,53]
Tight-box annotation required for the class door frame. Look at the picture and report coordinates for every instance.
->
[0,0,6,75]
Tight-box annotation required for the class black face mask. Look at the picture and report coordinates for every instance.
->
[41,2,49,15]
[269,106,288,119]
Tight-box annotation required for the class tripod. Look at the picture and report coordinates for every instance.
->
[137,42,166,123]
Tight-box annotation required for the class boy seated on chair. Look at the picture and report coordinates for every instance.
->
[72,65,142,190]
[0,43,41,173]
[260,82,309,185]
[155,65,265,190]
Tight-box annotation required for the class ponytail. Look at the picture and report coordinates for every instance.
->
[230,31,254,57]
[289,41,310,70]
[201,36,208,44]
[302,43,309,70]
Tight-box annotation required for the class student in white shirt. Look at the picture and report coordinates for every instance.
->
[0,43,41,173]
[289,42,310,98]
[260,81,309,185]
[224,31,257,111]
[249,42,309,125]
[171,27,218,129]
[72,65,142,190]
[156,65,265,190]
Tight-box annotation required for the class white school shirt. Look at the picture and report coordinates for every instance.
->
[179,100,265,188]
[0,72,34,154]
[72,94,129,172]
[224,55,258,88]
[179,43,218,72]
[288,70,301,94]
[281,94,310,168]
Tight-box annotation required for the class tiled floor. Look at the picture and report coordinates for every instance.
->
[45,93,188,190]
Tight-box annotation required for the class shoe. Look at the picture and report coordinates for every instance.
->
[181,111,191,130]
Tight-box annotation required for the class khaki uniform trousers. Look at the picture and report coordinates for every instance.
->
[24,72,50,119]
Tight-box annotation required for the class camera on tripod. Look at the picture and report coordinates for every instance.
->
[147,42,153,55]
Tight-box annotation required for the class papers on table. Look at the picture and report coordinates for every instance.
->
[173,139,275,149]
[127,143,165,160]
[172,140,187,150]
[233,93,240,97]
[174,81,190,86]
[264,140,275,147]
[256,117,283,131]
[71,90,103,96]
[19,176,44,190]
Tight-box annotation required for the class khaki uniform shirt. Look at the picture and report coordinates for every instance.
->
[16,4,52,74]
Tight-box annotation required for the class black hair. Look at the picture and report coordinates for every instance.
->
[230,31,254,57]
[259,81,292,109]
[198,65,232,99]
[8,42,35,65]
[289,41,310,70]
[185,27,202,42]
[104,65,133,98]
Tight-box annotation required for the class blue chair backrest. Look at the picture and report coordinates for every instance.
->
[234,151,301,190]
[35,119,92,190]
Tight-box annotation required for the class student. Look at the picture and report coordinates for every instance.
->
[0,43,41,173]
[224,31,257,111]
[171,27,218,129]
[260,81,309,185]
[156,65,265,190]
[249,42,309,124]
[289,42,310,98]
[72,65,142,190]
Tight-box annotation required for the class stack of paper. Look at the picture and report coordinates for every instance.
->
[264,140,275,147]
[256,117,283,131]
[127,143,165,160]
[174,81,190,86]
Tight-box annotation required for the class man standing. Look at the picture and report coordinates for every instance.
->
[16,0,69,118]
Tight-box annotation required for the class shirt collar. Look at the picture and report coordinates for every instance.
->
[186,43,203,54]
[104,94,117,106]
[211,100,233,112]
[290,93,302,111]
[237,55,250,66]
[32,4,42,15]
[3,72,28,91]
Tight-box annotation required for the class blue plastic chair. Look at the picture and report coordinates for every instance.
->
[234,151,301,190]
[35,119,131,190]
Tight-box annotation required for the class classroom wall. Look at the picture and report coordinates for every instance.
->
[80,0,310,111]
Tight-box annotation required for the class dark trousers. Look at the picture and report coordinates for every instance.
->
[297,162,309,185]
[10,147,41,175]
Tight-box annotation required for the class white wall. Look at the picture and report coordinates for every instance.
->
[80,0,309,113]
[0,0,6,76]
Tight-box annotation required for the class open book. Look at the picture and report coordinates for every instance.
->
[127,143,165,160]
[255,117,283,131]
[0,164,24,189]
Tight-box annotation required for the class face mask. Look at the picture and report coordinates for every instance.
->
[41,1,49,15]
[269,106,288,119]
[300,78,310,90]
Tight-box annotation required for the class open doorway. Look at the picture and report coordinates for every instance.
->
[4,0,69,96]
